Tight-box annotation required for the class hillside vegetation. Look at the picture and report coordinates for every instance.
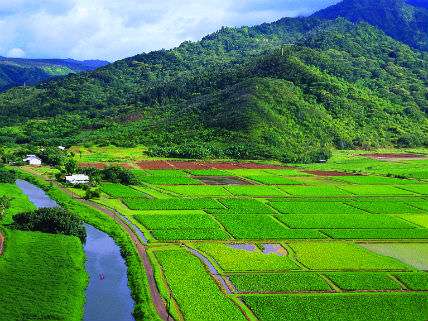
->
[0,0,427,162]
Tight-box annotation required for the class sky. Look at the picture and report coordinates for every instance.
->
[0,0,340,62]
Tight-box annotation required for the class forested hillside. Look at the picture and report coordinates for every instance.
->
[0,0,427,162]
[313,0,428,51]
[0,57,109,92]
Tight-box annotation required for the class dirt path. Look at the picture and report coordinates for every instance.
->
[58,185,173,321]
[0,232,4,255]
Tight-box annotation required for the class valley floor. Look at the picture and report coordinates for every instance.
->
[1,148,428,321]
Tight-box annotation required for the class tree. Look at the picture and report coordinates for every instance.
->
[0,196,12,220]
[12,207,86,242]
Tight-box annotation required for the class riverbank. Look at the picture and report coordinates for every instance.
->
[18,168,168,321]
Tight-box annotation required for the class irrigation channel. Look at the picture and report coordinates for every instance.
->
[16,180,136,321]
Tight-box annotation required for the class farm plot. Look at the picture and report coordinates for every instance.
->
[217,199,276,214]
[153,247,247,321]
[194,243,300,272]
[394,272,428,290]
[100,183,147,198]
[242,293,428,321]
[324,272,402,291]
[331,176,420,185]
[277,186,352,197]
[225,186,287,197]
[134,212,220,230]
[276,214,416,229]
[151,229,231,241]
[399,185,428,195]
[160,186,231,197]
[339,185,417,196]
[229,272,332,293]
[123,198,224,210]
[348,201,426,214]
[270,201,366,214]
[289,242,411,270]
[214,214,326,240]
[244,176,303,185]
[323,229,428,240]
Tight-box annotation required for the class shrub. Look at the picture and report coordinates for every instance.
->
[11,207,86,242]
[0,168,16,183]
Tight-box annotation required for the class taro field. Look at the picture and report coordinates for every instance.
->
[87,153,428,321]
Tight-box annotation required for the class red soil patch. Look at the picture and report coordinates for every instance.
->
[237,163,288,169]
[206,162,243,170]
[119,163,135,169]
[137,161,174,170]
[362,153,426,160]
[0,233,4,256]
[303,170,355,177]
[169,161,211,170]
[78,162,107,169]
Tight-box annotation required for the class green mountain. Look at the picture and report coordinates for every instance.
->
[0,1,427,162]
[0,57,109,92]
[313,0,428,51]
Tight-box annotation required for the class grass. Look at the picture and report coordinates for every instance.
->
[323,229,428,239]
[123,198,224,210]
[101,182,147,198]
[242,293,428,321]
[154,248,247,321]
[225,186,287,197]
[325,272,402,290]
[0,183,36,223]
[160,186,230,197]
[230,272,331,292]
[214,214,326,240]
[270,201,366,214]
[276,214,415,229]
[399,215,428,228]
[394,272,428,290]
[0,229,86,321]
[289,242,411,270]
[194,243,300,272]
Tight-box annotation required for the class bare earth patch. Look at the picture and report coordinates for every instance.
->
[362,153,427,161]
[0,233,4,255]
[78,162,107,169]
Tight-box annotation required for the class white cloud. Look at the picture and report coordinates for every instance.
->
[0,0,340,61]
[6,47,26,58]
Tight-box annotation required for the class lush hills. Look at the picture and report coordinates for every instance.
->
[313,0,428,51]
[0,57,109,92]
[0,0,427,162]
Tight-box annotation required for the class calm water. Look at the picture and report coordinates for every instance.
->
[16,180,135,321]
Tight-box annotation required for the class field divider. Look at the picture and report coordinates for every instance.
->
[0,232,4,256]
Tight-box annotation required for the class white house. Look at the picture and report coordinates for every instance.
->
[58,146,66,151]
[23,155,42,166]
[65,174,90,185]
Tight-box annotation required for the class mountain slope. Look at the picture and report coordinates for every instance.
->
[0,57,109,92]
[313,0,428,51]
[0,19,425,162]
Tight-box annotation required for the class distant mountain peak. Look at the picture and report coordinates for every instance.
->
[313,0,428,51]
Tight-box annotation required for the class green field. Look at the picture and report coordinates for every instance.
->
[0,229,86,321]
[6,149,428,321]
